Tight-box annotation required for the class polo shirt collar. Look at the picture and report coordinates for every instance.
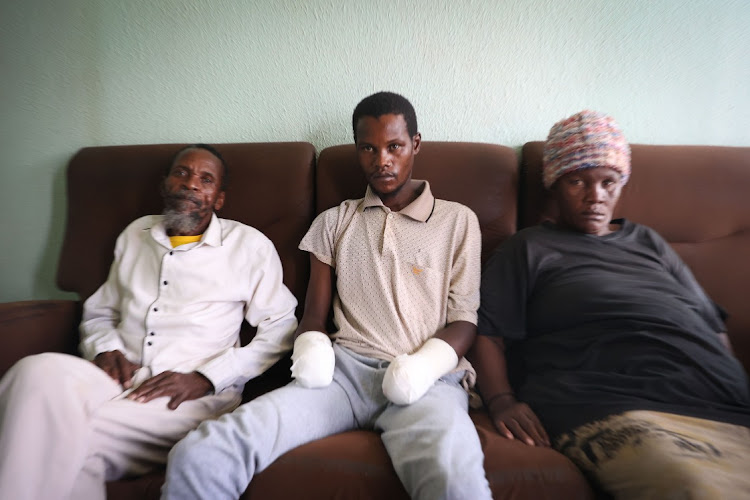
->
[361,180,435,223]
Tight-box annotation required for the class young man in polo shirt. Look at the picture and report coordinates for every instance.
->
[162,92,492,500]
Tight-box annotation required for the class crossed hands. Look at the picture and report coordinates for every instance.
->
[486,393,550,447]
[93,350,213,410]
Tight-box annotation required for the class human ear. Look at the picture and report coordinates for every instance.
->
[412,133,422,154]
[214,191,226,211]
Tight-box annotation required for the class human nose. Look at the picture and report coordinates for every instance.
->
[375,149,391,169]
[585,183,607,202]
[183,172,200,190]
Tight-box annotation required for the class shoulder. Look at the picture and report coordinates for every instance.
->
[504,223,553,247]
[312,198,363,227]
[432,199,479,226]
[119,215,161,240]
[124,214,160,232]
[485,224,554,265]
[216,217,276,254]
[618,219,668,249]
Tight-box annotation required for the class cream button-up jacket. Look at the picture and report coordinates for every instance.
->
[80,213,298,394]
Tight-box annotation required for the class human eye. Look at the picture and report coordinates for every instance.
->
[389,143,401,151]
[359,144,373,152]
[201,176,214,184]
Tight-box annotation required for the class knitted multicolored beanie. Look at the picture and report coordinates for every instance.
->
[542,110,631,189]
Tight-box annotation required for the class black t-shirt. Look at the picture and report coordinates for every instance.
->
[478,219,750,438]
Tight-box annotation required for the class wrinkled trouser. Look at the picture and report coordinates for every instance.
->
[163,344,492,500]
[0,353,240,500]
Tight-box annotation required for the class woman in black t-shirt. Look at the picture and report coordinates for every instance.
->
[473,110,750,499]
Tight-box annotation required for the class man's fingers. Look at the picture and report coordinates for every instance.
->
[167,394,186,410]
[130,383,170,403]
[125,372,207,408]
[128,373,170,400]
[115,357,134,388]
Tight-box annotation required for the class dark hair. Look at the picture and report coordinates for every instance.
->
[351,91,418,142]
[168,143,230,190]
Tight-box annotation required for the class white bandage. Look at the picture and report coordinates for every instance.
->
[290,331,335,388]
[382,337,459,405]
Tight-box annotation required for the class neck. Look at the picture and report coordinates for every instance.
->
[379,180,422,212]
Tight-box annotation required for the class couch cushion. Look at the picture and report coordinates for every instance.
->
[57,142,316,305]
[521,142,750,371]
[316,142,518,265]
[243,411,593,500]
[107,411,596,500]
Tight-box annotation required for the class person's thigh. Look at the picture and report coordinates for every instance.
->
[162,379,357,500]
[557,410,750,500]
[375,373,492,500]
[0,353,123,500]
[86,389,241,479]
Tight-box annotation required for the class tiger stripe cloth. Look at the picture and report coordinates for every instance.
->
[556,410,750,499]
[543,110,631,189]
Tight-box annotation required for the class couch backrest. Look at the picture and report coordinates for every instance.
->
[57,142,316,307]
[316,142,518,265]
[521,141,750,370]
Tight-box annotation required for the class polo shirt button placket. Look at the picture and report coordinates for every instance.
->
[383,211,396,254]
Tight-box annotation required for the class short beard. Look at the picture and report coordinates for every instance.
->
[162,207,203,235]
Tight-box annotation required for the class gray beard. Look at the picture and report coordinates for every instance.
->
[162,208,202,235]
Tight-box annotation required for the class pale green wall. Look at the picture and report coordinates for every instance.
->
[1,0,748,301]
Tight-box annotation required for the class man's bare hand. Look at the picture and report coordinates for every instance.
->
[487,393,550,447]
[127,371,214,410]
[93,350,141,389]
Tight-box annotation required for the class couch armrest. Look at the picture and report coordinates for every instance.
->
[0,300,81,377]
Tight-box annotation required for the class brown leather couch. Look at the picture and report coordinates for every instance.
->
[2,140,748,499]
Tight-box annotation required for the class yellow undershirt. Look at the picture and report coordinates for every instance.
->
[169,234,203,248]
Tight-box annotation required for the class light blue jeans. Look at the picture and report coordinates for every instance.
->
[162,344,492,500]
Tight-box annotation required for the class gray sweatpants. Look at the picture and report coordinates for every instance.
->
[162,344,492,500]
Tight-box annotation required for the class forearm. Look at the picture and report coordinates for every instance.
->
[79,249,127,360]
[468,335,515,403]
[432,320,476,358]
[296,317,329,338]
[79,297,124,360]
[199,314,298,392]
[295,254,334,339]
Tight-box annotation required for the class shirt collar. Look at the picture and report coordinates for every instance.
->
[151,212,223,249]
[360,180,435,223]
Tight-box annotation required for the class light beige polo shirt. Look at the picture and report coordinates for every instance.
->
[299,180,481,380]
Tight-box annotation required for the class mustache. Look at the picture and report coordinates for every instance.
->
[164,191,201,205]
